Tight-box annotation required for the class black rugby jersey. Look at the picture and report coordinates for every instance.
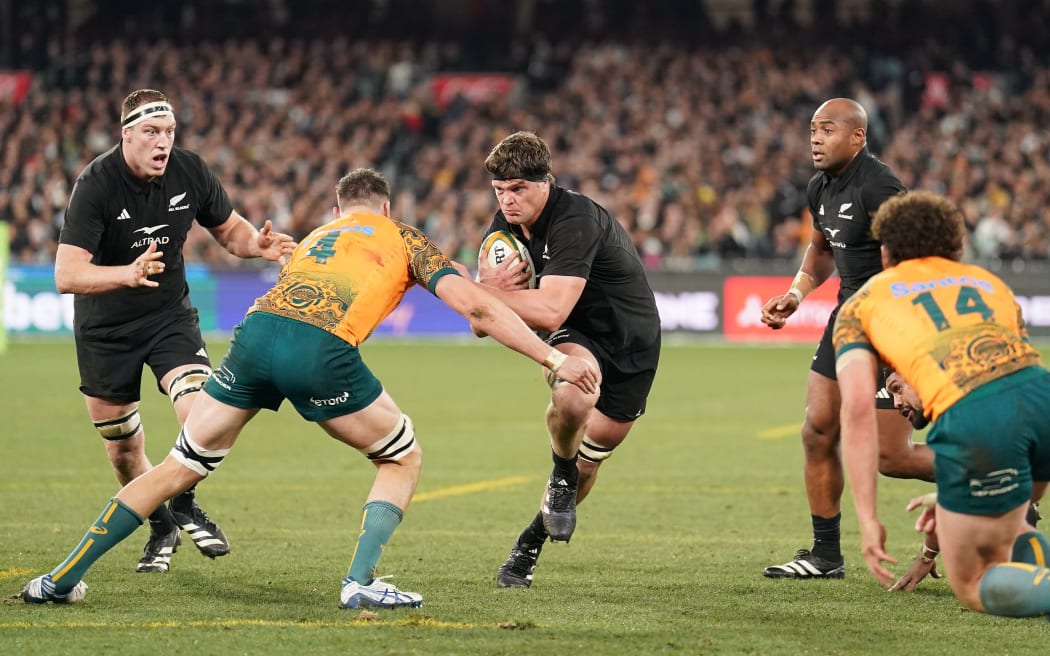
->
[60,144,234,331]
[486,185,660,371]
[806,147,905,304]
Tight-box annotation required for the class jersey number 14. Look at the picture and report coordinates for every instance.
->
[911,287,994,331]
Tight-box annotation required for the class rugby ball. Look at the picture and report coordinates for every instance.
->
[478,230,537,289]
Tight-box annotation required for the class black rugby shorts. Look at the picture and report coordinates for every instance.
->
[75,308,210,402]
[546,327,659,422]
[811,306,895,410]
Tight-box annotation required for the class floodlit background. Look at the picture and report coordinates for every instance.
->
[3,3,1050,653]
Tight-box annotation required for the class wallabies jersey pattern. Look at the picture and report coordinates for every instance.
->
[807,147,905,303]
[832,256,1042,421]
[251,212,457,346]
[59,145,234,330]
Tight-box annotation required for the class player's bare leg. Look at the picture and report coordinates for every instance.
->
[320,389,424,609]
[85,395,183,572]
[764,371,846,579]
[497,411,624,590]
[497,344,600,587]
[161,365,230,559]
[540,344,600,542]
[937,502,1048,614]
[20,396,248,604]
[575,413,632,502]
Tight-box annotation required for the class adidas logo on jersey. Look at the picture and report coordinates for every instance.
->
[116,208,131,220]
[876,387,891,399]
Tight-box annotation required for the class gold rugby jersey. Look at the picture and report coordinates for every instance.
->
[250,212,457,345]
[833,256,1041,421]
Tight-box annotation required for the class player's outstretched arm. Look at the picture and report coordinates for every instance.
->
[208,212,297,264]
[839,349,898,588]
[434,274,598,394]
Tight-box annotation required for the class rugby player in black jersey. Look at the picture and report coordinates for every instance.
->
[760,98,933,579]
[469,131,661,588]
[55,89,295,573]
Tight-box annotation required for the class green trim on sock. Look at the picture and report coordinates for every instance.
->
[978,562,1050,617]
[346,500,403,584]
[49,498,144,593]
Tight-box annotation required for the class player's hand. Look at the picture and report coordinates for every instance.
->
[129,240,164,288]
[888,492,941,591]
[450,261,472,278]
[858,517,897,589]
[549,355,600,395]
[889,551,941,592]
[907,492,938,534]
[256,220,297,265]
[760,294,799,329]
[478,256,531,291]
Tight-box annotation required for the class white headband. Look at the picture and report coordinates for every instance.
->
[121,101,174,128]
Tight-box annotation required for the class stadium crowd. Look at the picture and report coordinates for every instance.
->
[2,0,1049,269]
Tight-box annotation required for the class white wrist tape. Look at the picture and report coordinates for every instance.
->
[543,349,568,373]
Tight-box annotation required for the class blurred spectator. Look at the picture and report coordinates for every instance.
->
[2,0,1050,270]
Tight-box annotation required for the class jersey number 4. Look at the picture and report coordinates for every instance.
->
[306,233,340,264]
[911,287,994,331]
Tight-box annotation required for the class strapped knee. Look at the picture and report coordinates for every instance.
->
[168,367,212,404]
[170,427,229,477]
[359,414,417,462]
[578,435,614,463]
[94,409,143,441]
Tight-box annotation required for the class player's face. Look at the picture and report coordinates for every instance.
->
[122,116,176,180]
[810,115,860,175]
[886,372,929,430]
[491,179,549,227]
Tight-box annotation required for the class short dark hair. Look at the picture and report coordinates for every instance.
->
[121,89,170,123]
[484,131,554,183]
[336,168,390,207]
[872,190,965,263]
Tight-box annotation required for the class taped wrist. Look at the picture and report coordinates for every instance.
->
[788,271,816,303]
[543,349,567,373]
[920,541,939,563]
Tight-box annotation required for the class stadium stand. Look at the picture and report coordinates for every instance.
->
[1,0,1048,269]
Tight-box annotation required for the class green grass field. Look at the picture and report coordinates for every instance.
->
[2,340,1048,655]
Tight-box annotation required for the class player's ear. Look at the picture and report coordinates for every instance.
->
[381,200,391,218]
[333,206,340,219]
